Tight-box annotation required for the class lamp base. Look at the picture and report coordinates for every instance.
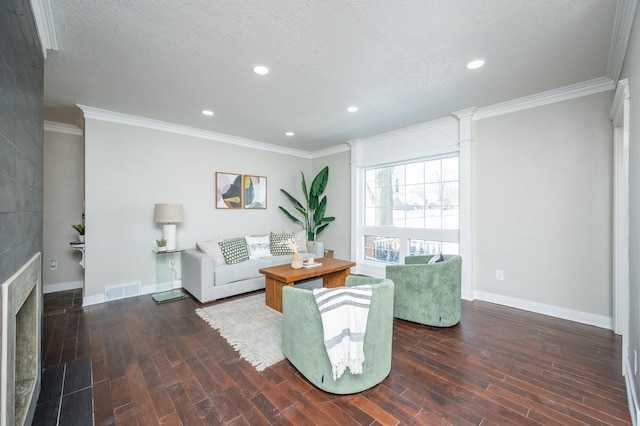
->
[163,224,177,250]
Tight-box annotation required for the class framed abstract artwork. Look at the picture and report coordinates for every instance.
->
[216,172,242,209]
[243,175,267,209]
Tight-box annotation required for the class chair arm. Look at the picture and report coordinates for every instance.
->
[282,286,326,371]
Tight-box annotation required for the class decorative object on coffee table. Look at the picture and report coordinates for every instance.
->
[291,251,303,269]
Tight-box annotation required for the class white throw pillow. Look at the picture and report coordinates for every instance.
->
[197,239,225,265]
[245,235,272,259]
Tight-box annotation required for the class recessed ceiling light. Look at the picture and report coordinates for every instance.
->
[466,58,486,70]
[285,132,295,136]
[253,65,270,75]
[202,110,214,116]
[347,106,359,113]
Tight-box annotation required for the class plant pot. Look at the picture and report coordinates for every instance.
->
[291,252,303,269]
[78,235,85,243]
[306,241,324,258]
[158,246,167,252]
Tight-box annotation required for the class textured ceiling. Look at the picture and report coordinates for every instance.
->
[43,0,618,151]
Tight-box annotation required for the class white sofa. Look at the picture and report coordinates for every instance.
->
[181,233,323,303]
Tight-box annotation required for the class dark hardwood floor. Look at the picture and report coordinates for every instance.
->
[41,289,631,425]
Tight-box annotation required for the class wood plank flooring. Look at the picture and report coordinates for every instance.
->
[41,290,631,425]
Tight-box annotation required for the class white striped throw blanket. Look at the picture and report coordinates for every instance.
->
[312,285,373,380]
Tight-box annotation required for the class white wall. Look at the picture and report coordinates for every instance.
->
[43,128,84,292]
[473,91,614,325]
[620,4,640,420]
[312,149,351,260]
[83,118,312,302]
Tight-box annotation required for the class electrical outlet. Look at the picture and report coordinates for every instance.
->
[496,270,504,280]
[50,260,58,270]
[169,259,175,269]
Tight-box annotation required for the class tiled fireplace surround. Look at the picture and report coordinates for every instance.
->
[0,1,45,424]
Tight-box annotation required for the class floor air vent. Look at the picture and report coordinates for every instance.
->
[105,282,141,301]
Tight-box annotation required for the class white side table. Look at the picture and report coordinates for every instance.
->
[152,248,185,303]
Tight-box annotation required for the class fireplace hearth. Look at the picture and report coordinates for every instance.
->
[0,253,42,426]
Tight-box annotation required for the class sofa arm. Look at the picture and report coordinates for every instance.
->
[181,249,215,303]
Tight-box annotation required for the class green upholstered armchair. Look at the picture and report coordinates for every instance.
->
[386,255,462,327]
[282,276,394,394]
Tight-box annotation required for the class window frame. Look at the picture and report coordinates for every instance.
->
[356,153,460,272]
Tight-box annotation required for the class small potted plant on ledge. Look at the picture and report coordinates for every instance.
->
[156,238,167,252]
[71,223,85,243]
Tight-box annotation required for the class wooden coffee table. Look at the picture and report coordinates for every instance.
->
[259,257,356,312]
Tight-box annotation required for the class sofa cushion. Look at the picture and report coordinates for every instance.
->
[215,257,276,286]
[245,235,272,259]
[270,232,295,255]
[197,239,225,265]
[219,238,249,264]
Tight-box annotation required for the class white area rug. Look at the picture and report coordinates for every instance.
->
[195,293,284,371]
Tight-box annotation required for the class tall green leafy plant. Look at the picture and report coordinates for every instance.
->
[279,166,335,241]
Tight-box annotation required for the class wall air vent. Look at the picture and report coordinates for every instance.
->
[105,282,141,301]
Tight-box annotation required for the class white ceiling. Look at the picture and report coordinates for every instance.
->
[42,0,623,152]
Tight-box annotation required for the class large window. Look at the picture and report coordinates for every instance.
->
[362,156,459,264]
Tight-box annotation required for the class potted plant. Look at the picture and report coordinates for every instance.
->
[71,223,85,243]
[279,166,335,251]
[156,239,167,252]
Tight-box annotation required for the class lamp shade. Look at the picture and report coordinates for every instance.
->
[153,203,184,223]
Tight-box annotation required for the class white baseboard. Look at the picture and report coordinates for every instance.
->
[82,293,104,307]
[82,280,181,307]
[472,290,613,330]
[625,356,639,425]
[43,280,83,294]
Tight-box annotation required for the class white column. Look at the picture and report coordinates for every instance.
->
[453,108,476,300]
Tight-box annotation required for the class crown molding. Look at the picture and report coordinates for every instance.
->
[474,77,616,121]
[29,0,58,58]
[607,0,638,81]
[347,115,458,146]
[76,105,313,159]
[310,143,351,158]
[43,120,83,135]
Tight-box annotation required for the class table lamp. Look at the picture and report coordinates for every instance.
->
[153,203,184,250]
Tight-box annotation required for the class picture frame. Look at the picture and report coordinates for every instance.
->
[216,172,242,209]
[243,175,267,209]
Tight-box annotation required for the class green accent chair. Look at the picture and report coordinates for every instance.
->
[282,276,394,394]
[386,255,462,327]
